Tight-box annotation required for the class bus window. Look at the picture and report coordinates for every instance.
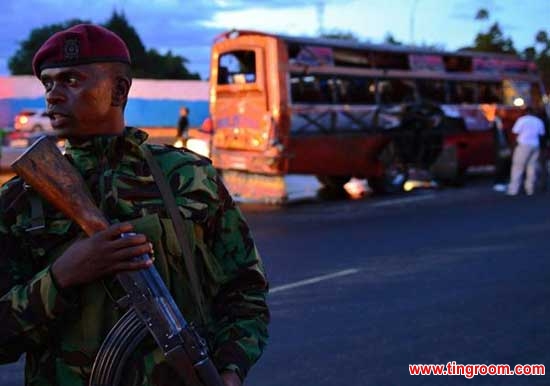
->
[371,52,409,69]
[288,44,334,66]
[448,81,477,104]
[290,74,333,104]
[334,77,376,104]
[444,55,472,72]
[417,79,446,104]
[378,79,416,104]
[218,50,256,85]
[478,82,503,103]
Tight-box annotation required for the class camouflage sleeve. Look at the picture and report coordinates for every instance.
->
[202,166,270,380]
[158,147,269,380]
[0,212,77,364]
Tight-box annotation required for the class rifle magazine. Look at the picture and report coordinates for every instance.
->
[89,309,148,386]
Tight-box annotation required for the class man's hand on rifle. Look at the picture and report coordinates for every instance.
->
[51,222,154,288]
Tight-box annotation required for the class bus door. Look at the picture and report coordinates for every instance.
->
[211,43,272,173]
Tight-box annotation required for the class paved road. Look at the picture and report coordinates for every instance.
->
[243,181,550,386]
[1,178,549,385]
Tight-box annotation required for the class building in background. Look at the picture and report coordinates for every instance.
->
[0,76,209,130]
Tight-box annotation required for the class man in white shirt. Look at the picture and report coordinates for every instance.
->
[507,106,546,195]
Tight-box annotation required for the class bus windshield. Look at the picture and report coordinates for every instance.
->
[218,50,257,85]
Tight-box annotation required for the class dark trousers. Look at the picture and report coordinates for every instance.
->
[494,155,511,184]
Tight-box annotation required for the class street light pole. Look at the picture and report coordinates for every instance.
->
[317,1,325,36]
[410,0,420,45]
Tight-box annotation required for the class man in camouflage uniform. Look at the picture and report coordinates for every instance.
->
[0,24,269,386]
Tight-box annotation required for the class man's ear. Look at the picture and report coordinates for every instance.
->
[112,76,130,107]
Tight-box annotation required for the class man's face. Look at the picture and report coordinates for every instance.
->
[40,63,119,138]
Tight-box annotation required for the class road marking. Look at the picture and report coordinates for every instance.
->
[371,194,436,208]
[270,268,360,294]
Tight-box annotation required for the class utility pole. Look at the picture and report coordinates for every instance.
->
[316,1,325,36]
[410,0,420,45]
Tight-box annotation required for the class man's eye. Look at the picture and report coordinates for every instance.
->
[67,76,78,85]
[42,81,53,91]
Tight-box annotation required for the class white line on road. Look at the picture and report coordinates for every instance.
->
[371,194,436,208]
[270,268,360,294]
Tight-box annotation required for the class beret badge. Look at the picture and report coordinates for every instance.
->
[63,38,80,61]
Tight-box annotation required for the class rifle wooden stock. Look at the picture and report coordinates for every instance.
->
[11,136,109,236]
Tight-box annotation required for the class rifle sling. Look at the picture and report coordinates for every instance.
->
[142,145,206,322]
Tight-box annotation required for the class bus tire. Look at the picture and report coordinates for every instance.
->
[316,175,351,190]
[369,142,408,194]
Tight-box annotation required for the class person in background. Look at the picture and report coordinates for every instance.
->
[492,115,512,192]
[0,24,269,386]
[507,106,546,196]
[174,106,189,148]
[177,106,190,140]
[481,104,511,192]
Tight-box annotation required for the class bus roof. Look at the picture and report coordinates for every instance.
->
[215,29,529,62]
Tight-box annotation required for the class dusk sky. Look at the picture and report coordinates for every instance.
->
[1,0,548,79]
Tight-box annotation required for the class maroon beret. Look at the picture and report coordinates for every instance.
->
[32,24,131,77]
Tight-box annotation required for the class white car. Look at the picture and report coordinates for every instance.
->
[14,108,53,132]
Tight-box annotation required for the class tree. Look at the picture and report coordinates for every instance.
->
[145,48,199,79]
[474,8,489,21]
[523,47,537,61]
[460,8,515,54]
[527,29,550,90]
[536,30,548,45]
[464,9,550,91]
[103,11,199,79]
[8,11,200,79]
[462,22,516,54]
[384,33,402,46]
[103,12,148,78]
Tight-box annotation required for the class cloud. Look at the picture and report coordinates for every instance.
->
[212,0,320,9]
[0,0,388,76]
[0,0,547,78]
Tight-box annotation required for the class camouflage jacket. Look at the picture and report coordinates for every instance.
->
[0,127,269,386]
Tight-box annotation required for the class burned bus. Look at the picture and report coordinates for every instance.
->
[191,30,548,202]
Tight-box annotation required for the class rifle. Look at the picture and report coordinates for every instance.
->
[12,136,224,386]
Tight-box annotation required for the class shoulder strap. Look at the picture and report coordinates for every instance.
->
[141,145,206,322]
[26,188,46,235]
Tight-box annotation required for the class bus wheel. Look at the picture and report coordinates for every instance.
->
[316,175,351,190]
[369,142,408,194]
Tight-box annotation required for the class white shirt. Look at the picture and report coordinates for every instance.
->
[512,114,545,147]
